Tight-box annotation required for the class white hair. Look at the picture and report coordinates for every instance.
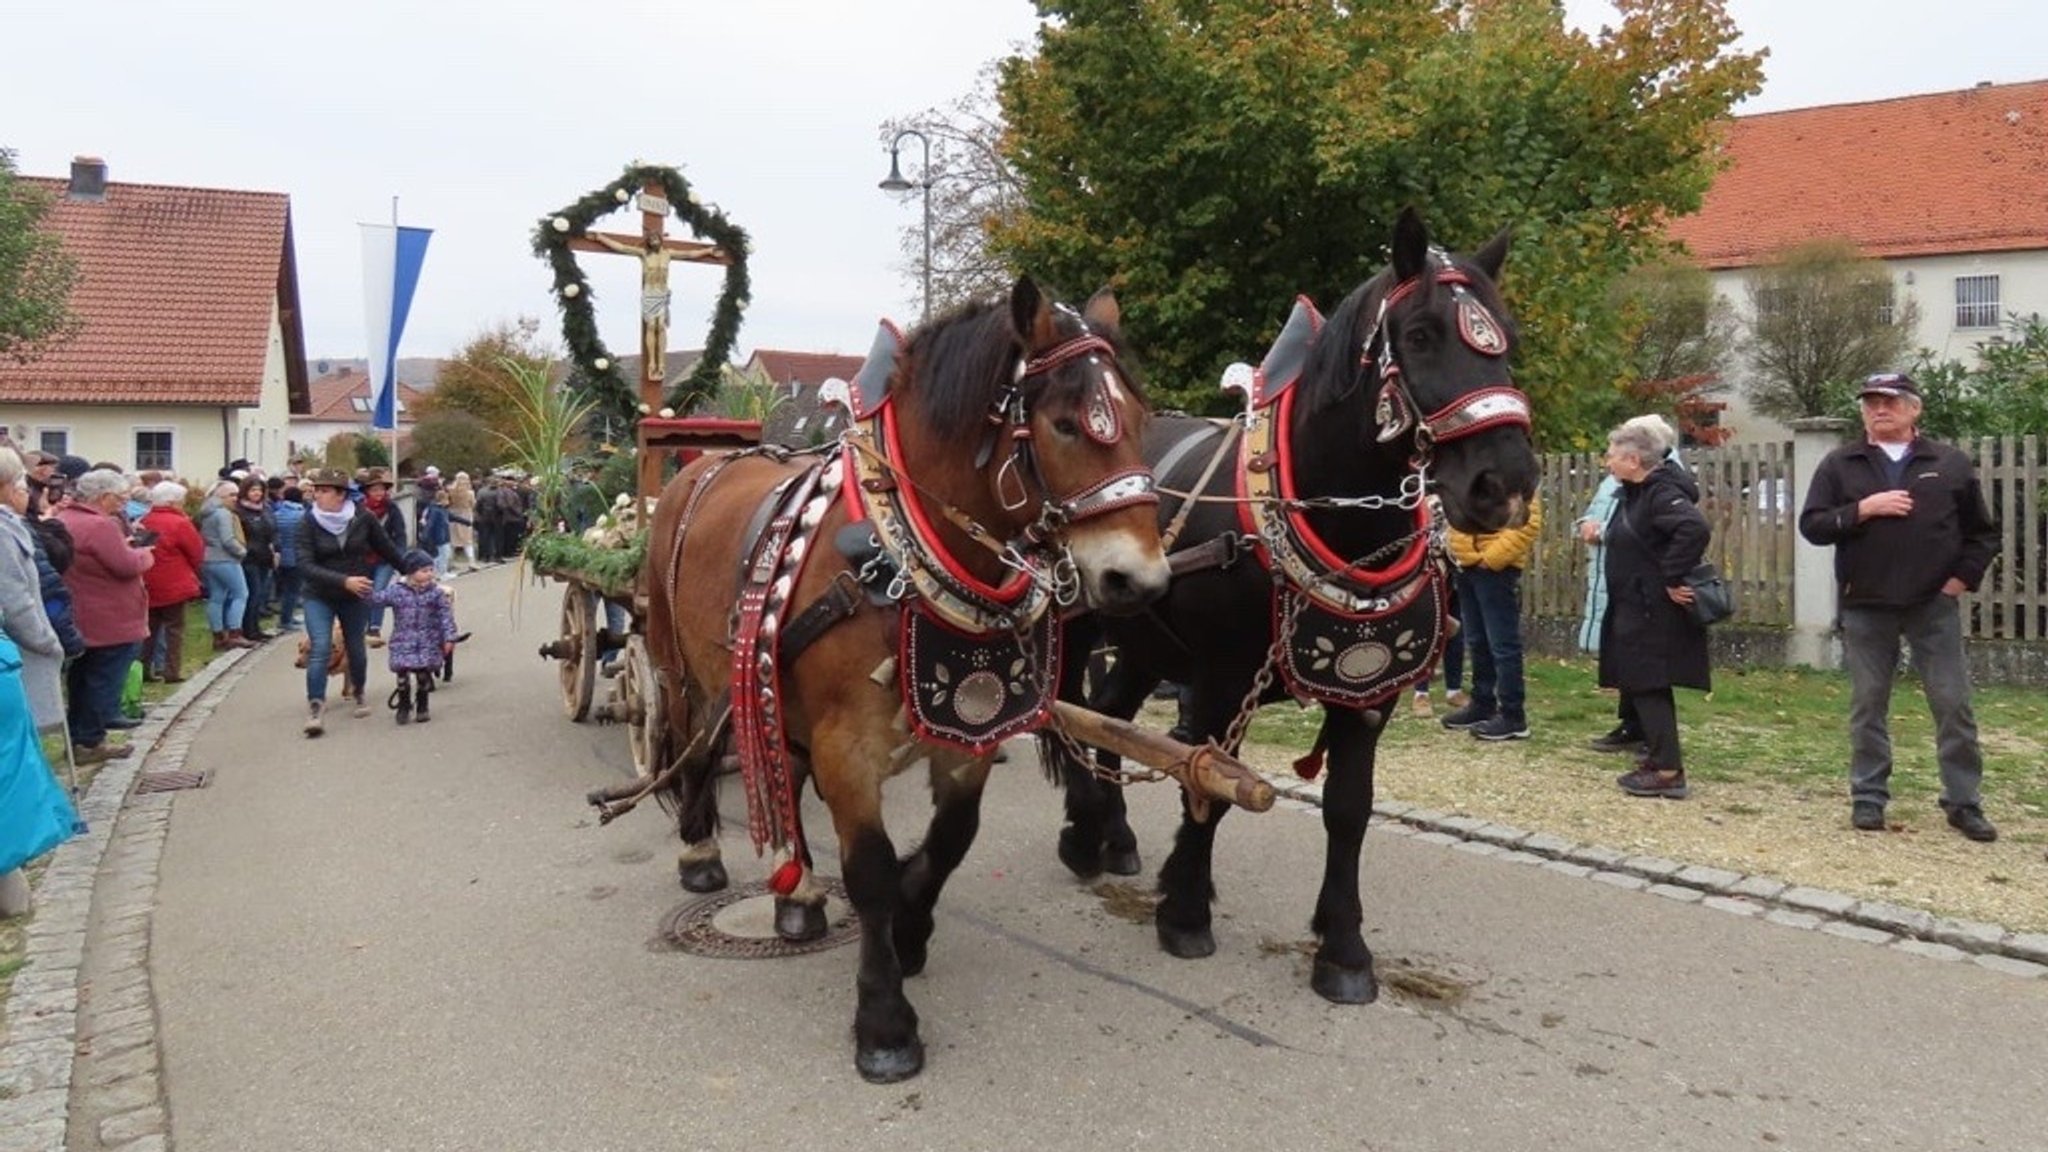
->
[0,446,22,490]
[1617,414,1679,456]
[150,481,188,507]
[74,469,132,502]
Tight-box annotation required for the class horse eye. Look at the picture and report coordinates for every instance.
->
[1052,416,1081,438]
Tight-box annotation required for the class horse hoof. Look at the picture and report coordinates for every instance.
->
[1156,923,1216,960]
[855,1040,925,1084]
[1311,958,1380,1005]
[1104,846,1142,876]
[774,897,828,943]
[677,859,728,894]
[1056,829,1104,880]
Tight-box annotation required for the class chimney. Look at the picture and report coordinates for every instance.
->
[68,155,108,201]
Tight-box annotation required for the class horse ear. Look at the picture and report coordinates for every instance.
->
[1010,276,1056,348]
[1472,226,1512,282]
[1392,206,1428,282]
[1082,287,1121,331]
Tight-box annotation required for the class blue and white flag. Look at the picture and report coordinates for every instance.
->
[360,223,433,432]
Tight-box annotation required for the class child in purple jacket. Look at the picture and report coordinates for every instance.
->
[369,550,457,724]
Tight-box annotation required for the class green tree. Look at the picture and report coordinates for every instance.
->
[1909,314,2048,441]
[1609,256,1738,437]
[1742,240,1917,422]
[417,318,555,444]
[405,410,498,479]
[991,0,1762,446]
[0,148,83,364]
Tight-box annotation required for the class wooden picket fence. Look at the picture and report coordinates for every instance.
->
[1524,435,2046,643]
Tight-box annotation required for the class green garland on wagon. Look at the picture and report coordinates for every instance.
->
[524,529,648,600]
[531,162,751,422]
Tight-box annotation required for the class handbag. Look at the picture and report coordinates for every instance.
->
[1683,562,1736,626]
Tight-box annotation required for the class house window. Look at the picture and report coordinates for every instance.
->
[134,428,174,472]
[1955,275,2000,329]
[1876,282,1896,326]
[36,428,70,456]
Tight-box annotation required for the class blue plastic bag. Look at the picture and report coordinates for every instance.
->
[0,633,79,874]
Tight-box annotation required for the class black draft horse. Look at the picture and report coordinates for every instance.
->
[1048,209,1541,1003]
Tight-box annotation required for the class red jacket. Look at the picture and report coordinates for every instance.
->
[53,503,153,647]
[142,505,204,608]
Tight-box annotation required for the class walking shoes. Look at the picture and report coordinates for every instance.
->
[1851,801,1886,832]
[1944,803,1998,843]
[1588,725,1647,755]
[1469,714,1531,741]
[1617,766,1689,800]
[1439,702,1491,731]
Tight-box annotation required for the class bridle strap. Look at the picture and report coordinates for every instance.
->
[1365,264,1529,449]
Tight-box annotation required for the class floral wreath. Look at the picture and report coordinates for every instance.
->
[531,163,751,418]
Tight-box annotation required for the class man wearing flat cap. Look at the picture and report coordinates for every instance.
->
[1799,372,2001,843]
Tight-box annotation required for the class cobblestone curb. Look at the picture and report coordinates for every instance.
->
[0,646,257,1150]
[1263,776,2048,982]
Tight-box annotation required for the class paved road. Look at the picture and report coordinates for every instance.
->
[140,564,2047,1151]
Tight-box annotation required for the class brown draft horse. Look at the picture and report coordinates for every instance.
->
[645,278,1170,1082]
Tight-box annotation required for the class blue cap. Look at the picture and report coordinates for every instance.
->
[399,549,436,575]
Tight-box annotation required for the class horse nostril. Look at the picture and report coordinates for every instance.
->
[1102,569,1134,599]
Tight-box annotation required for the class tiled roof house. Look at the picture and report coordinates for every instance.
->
[291,365,432,458]
[1664,80,2048,440]
[745,348,863,447]
[0,157,309,478]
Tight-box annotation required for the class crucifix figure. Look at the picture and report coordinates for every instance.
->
[566,178,730,407]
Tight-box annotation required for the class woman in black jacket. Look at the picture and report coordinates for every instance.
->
[1597,420,1712,799]
[234,477,279,642]
[296,468,405,737]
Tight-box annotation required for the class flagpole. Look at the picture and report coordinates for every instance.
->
[389,195,401,473]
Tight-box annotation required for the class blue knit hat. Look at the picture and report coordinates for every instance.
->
[399,549,436,576]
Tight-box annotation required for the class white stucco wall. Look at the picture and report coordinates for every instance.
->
[1708,249,2048,444]
[228,300,296,472]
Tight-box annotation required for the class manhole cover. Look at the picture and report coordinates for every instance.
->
[658,877,860,959]
[134,770,209,794]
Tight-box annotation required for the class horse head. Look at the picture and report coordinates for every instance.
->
[895,278,1170,616]
[1302,209,1540,534]
[998,279,1170,614]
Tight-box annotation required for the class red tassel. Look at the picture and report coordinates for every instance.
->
[768,859,804,896]
[1292,747,1325,781]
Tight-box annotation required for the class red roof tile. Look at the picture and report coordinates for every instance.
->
[745,349,864,387]
[296,368,430,423]
[1666,80,2048,269]
[0,171,309,408]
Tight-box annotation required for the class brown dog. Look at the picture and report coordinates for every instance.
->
[293,622,349,675]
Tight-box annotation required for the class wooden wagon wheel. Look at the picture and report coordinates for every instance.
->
[620,634,666,778]
[557,586,598,721]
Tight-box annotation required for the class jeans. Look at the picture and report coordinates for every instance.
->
[1433,590,1464,692]
[67,641,140,748]
[241,561,274,635]
[367,563,397,633]
[434,543,452,579]
[1456,566,1526,724]
[202,560,248,633]
[275,566,303,629]
[1842,596,1983,809]
[302,595,370,703]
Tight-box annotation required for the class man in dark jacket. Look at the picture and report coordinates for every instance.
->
[1798,373,2001,842]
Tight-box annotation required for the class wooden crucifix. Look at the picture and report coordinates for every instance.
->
[565,177,731,415]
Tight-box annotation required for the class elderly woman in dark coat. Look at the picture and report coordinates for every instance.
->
[1598,419,1712,799]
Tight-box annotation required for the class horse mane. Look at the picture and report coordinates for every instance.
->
[896,292,1142,442]
[1295,269,1389,415]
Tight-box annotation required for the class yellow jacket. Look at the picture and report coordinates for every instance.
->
[1446,494,1543,571]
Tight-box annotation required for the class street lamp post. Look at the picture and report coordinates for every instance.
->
[878,128,933,325]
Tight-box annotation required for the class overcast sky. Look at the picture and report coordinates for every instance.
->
[5,0,2043,366]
